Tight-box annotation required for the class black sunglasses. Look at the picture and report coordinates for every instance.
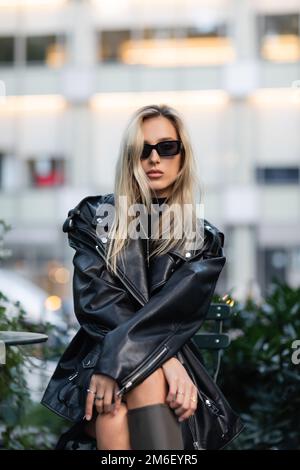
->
[140,140,182,160]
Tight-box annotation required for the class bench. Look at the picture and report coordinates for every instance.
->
[191,303,231,382]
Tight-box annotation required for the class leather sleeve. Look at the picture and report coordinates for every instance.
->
[94,233,226,386]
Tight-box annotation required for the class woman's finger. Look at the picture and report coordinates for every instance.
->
[85,387,96,420]
[177,385,192,421]
[178,386,198,422]
[172,381,186,411]
[165,377,178,405]
[94,387,105,414]
[103,386,113,414]
[112,384,122,415]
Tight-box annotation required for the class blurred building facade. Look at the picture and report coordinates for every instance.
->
[0,0,300,308]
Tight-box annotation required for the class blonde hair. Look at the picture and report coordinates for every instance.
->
[105,103,203,276]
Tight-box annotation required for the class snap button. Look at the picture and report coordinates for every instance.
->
[100,236,107,243]
[96,217,103,223]
[185,252,191,258]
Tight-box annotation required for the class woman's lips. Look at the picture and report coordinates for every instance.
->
[147,172,163,179]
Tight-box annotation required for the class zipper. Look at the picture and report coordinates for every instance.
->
[197,389,222,416]
[188,414,202,450]
[146,235,150,268]
[116,346,169,397]
[176,350,204,449]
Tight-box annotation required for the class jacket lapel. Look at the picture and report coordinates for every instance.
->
[92,194,149,305]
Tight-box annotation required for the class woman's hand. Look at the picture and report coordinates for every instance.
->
[162,357,198,422]
[85,374,122,420]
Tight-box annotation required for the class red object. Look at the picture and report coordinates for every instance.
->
[35,169,64,187]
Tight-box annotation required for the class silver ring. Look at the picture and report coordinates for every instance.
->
[87,388,96,395]
[95,395,104,401]
[177,390,185,395]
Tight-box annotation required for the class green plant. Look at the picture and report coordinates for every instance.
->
[218,279,300,449]
[0,220,69,449]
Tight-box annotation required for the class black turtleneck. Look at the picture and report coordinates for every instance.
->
[149,196,167,238]
[151,196,167,205]
[140,197,167,265]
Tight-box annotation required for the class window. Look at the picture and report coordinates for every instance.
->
[143,27,179,40]
[0,152,20,191]
[27,158,65,188]
[257,13,300,62]
[99,30,131,62]
[98,23,233,66]
[256,167,300,184]
[0,36,14,65]
[257,247,288,296]
[0,152,3,188]
[186,22,227,39]
[26,34,66,67]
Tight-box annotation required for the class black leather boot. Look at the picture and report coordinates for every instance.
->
[127,403,184,450]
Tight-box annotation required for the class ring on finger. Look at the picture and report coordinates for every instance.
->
[95,395,104,401]
[87,388,96,395]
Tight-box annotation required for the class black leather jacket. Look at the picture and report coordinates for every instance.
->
[41,193,244,450]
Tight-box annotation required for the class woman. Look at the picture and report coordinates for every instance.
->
[41,104,244,450]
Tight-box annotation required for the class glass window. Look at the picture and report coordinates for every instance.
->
[257,247,288,296]
[256,167,300,184]
[0,36,14,65]
[99,30,131,62]
[0,152,3,188]
[257,13,300,62]
[186,22,227,38]
[143,27,179,40]
[26,34,66,67]
[98,23,233,66]
[28,158,65,188]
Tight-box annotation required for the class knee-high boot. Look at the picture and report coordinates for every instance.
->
[127,403,184,450]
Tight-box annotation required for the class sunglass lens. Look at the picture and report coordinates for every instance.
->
[158,141,180,156]
[141,144,152,159]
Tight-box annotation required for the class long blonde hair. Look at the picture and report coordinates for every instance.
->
[104,103,203,277]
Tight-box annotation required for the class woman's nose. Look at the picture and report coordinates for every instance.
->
[149,149,160,163]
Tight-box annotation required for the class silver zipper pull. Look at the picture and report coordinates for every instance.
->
[68,371,78,381]
[116,381,133,397]
[117,346,169,396]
